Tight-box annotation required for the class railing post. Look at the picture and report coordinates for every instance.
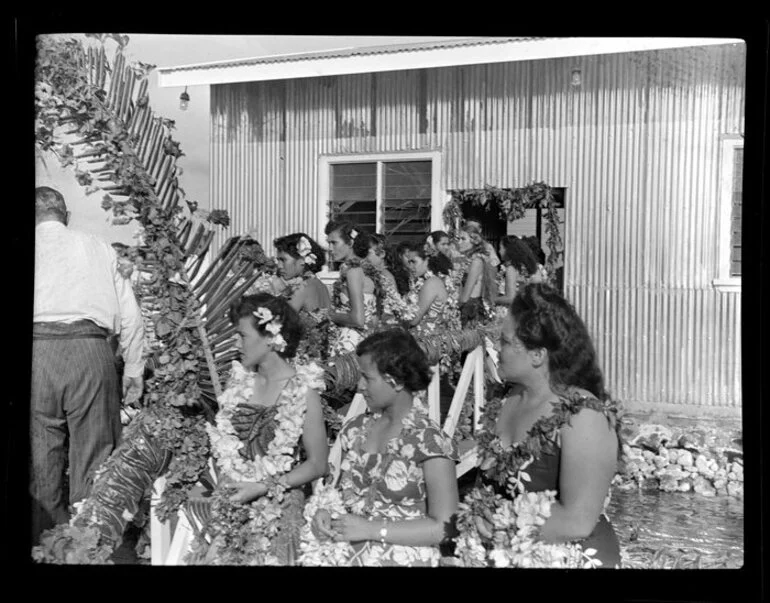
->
[150,476,170,566]
[472,346,485,433]
[428,363,441,424]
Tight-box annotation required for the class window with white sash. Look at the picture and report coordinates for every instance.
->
[713,136,743,292]
[318,152,443,277]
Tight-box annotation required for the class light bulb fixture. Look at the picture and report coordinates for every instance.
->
[179,86,190,111]
[570,69,582,87]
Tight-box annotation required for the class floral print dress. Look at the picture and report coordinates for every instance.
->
[328,261,378,357]
[337,402,459,566]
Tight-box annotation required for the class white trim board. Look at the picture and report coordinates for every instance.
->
[157,37,743,88]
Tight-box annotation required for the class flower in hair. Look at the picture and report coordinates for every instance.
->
[350,228,358,240]
[296,236,317,266]
[252,308,287,352]
[253,307,274,325]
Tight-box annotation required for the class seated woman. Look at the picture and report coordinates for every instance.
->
[425,230,455,261]
[454,283,621,568]
[522,235,549,283]
[403,241,454,337]
[193,293,329,565]
[492,236,543,322]
[325,220,378,357]
[455,222,497,328]
[301,329,459,567]
[273,233,331,363]
[352,231,402,328]
[385,240,412,297]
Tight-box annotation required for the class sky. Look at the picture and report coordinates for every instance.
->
[35,34,464,243]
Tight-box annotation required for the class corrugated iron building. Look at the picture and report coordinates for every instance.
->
[169,39,745,413]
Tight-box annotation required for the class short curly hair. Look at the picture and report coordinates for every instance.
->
[405,240,452,276]
[500,236,539,275]
[356,329,432,394]
[352,231,386,260]
[510,283,607,400]
[324,219,362,246]
[273,232,326,273]
[229,293,303,360]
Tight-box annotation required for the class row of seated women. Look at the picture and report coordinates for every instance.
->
[233,220,552,390]
[191,282,622,567]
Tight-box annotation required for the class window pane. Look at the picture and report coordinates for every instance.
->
[729,147,743,277]
[330,163,377,229]
[382,161,431,243]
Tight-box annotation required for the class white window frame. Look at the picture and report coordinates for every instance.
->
[316,150,443,283]
[712,135,743,293]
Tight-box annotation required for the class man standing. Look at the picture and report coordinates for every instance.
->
[31,186,145,543]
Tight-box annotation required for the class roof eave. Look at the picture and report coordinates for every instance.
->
[157,37,744,88]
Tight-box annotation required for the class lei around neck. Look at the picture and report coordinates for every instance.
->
[206,360,326,483]
[477,386,621,494]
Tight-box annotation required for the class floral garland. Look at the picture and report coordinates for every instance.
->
[455,487,601,568]
[205,360,307,482]
[297,484,354,566]
[453,388,619,568]
[446,182,564,287]
[185,482,287,566]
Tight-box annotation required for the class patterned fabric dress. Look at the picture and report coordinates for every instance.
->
[337,401,459,566]
[328,260,378,357]
[475,389,622,567]
[191,361,326,565]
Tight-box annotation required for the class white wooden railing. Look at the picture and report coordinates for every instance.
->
[151,343,494,565]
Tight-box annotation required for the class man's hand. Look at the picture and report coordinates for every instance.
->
[122,375,143,407]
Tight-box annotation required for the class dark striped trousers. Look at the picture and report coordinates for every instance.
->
[30,320,122,544]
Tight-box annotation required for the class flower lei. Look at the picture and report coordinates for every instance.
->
[205,360,307,483]
[297,484,354,566]
[298,400,431,566]
[454,388,619,568]
[193,362,324,565]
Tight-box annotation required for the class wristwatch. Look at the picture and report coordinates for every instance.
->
[379,521,388,545]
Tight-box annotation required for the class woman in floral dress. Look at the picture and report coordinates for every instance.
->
[455,223,497,329]
[272,233,331,364]
[325,220,378,357]
[454,283,621,568]
[352,231,408,329]
[190,293,329,565]
[403,242,457,337]
[301,329,459,567]
[492,236,543,323]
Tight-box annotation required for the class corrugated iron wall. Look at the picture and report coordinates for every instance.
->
[210,43,744,409]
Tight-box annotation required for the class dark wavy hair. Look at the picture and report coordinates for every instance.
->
[273,232,326,273]
[385,241,412,296]
[352,231,386,260]
[500,236,539,275]
[510,283,607,400]
[356,329,432,393]
[324,219,361,246]
[405,241,452,276]
[428,230,450,247]
[522,236,546,265]
[229,293,303,360]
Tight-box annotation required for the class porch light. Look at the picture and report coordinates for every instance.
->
[179,87,190,111]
